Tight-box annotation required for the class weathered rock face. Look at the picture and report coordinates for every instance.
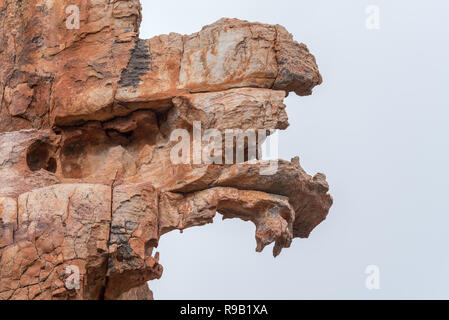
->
[0,0,332,300]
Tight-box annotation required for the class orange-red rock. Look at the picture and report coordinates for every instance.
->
[0,0,331,300]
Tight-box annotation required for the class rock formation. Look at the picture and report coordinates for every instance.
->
[0,0,332,300]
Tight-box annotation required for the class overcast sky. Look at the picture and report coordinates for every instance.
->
[140,0,449,299]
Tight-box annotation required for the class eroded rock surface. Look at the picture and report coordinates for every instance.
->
[0,0,332,299]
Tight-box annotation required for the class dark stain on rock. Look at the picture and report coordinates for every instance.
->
[118,39,150,88]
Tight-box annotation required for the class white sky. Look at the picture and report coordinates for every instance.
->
[140,0,449,299]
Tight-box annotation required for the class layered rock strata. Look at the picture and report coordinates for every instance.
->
[0,0,331,300]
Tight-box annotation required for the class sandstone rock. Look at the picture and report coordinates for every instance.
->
[1,184,111,300]
[171,88,289,131]
[0,0,332,300]
[105,182,162,300]
[117,283,154,300]
[0,197,16,249]
[165,160,333,239]
[0,130,61,198]
[160,187,295,257]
